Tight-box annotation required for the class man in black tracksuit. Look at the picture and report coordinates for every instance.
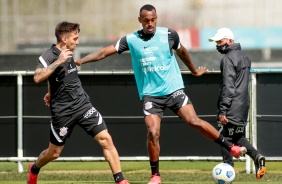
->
[209,28,266,179]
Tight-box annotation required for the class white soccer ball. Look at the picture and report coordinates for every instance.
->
[212,163,236,184]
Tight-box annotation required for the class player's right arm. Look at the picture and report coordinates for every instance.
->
[76,45,118,66]
[75,36,128,66]
[34,49,72,83]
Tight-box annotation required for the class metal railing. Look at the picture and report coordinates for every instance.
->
[1,69,282,173]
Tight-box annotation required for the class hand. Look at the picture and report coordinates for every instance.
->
[218,115,228,125]
[58,49,73,64]
[193,66,208,77]
[43,92,51,107]
[74,59,81,66]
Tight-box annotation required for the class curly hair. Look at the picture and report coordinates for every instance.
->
[139,4,156,15]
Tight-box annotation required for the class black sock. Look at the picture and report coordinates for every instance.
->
[31,163,41,174]
[214,134,232,151]
[113,172,125,182]
[150,160,160,176]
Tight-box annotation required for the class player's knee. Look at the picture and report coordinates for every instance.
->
[52,152,60,160]
[187,117,201,128]
[147,128,160,140]
[97,134,113,148]
[51,149,62,160]
[43,150,61,161]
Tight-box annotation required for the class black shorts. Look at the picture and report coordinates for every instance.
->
[142,89,192,118]
[49,103,107,146]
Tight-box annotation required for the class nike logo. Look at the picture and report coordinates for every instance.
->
[115,176,119,181]
[97,113,103,125]
[144,45,150,49]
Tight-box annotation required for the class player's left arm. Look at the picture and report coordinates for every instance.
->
[43,81,51,107]
[171,29,208,76]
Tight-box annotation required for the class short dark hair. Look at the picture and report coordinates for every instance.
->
[139,4,156,15]
[55,21,80,42]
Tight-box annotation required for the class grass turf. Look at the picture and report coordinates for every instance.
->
[0,161,280,183]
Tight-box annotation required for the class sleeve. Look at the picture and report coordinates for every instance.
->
[36,60,45,69]
[114,36,129,54]
[36,51,52,69]
[218,57,236,115]
[168,28,180,50]
[36,56,47,69]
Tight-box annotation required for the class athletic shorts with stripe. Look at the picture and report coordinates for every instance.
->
[142,89,192,118]
[49,103,107,146]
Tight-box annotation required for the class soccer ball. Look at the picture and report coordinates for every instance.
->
[212,163,235,184]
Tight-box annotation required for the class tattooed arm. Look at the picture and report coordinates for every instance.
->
[34,49,72,83]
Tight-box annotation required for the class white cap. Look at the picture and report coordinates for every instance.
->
[208,28,234,42]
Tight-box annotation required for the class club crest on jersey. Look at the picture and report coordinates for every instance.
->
[59,127,68,137]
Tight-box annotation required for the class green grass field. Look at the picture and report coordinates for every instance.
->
[0,161,281,184]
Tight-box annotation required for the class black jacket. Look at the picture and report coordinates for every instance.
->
[217,43,251,126]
